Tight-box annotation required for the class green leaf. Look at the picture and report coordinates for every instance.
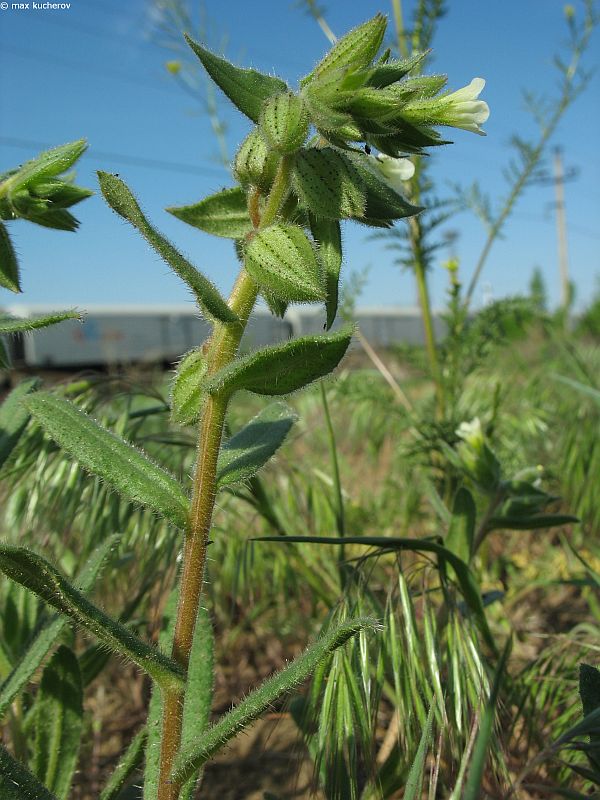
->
[0,378,40,471]
[0,535,119,720]
[301,14,386,87]
[0,221,20,293]
[309,216,342,329]
[170,348,208,426]
[7,140,87,194]
[180,606,215,799]
[245,223,325,303]
[184,35,288,124]
[256,535,497,652]
[32,646,83,800]
[24,392,189,529]
[97,172,237,324]
[404,703,435,800]
[0,743,58,800]
[167,187,253,240]
[0,310,82,335]
[446,487,476,563]
[99,728,147,800]
[217,402,297,488]
[486,513,578,531]
[462,638,512,800]
[0,545,185,690]
[292,149,366,220]
[205,327,353,399]
[172,617,377,783]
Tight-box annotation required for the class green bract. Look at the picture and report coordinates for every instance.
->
[245,223,325,302]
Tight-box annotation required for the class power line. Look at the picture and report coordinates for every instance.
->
[0,43,175,95]
[0,136,229,178]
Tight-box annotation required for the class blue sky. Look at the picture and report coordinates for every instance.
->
[1,0,598,313]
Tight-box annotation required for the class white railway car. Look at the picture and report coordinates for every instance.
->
[287,306,446,347]
[3,305,292,368]
[2,305,443,368]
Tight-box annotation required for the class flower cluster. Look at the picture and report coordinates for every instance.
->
[300,14,490,156]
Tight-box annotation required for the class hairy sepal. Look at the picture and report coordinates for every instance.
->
[205,327,353,399]
[233,129,279,192]
[301,14,386,88]
[172,617,378,783]
[217,402,298,488]
[260,92,309,154]
[293,148,366,220]
[0,545,185,689]
[309,216,342,329]
[167,187,252,240]
[171,348,208,426]
[346,153,423,223]
[24,392,189,529]
[184,35,287,123]
[98,172,237,324]
[5,140,87,194]
[245,223,325,303]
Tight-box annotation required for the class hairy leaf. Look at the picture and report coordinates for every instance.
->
[32,646,83,800]
[172,617,378,783]
[0,744,58,800]
[446,487,476,563]
[0,545,185,690]
[167,187,252,240]
[292,149,366,220]
[24,392,189,529]
[99,728,147,800]
[0,310,82,335]
[98,172,237,324]
[245,223,325,302]
[184,36,288,124]
[217,402,297,488]
[0,535,118,719]
[309,215,342,329]
[0,378,40,471]
[205,327,353,399]
[0,221,20,293]
[171,348,208,426]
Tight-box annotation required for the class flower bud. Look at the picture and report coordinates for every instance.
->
[233,129,279,192]
[260,92,309,154]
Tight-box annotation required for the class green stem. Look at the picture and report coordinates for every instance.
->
[410,216,444,418]
[156,155,293,800]
[390,0,409,58]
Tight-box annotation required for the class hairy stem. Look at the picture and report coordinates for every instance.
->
[156,156,293,800]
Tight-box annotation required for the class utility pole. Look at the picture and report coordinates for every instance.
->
[553,147,571,308]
